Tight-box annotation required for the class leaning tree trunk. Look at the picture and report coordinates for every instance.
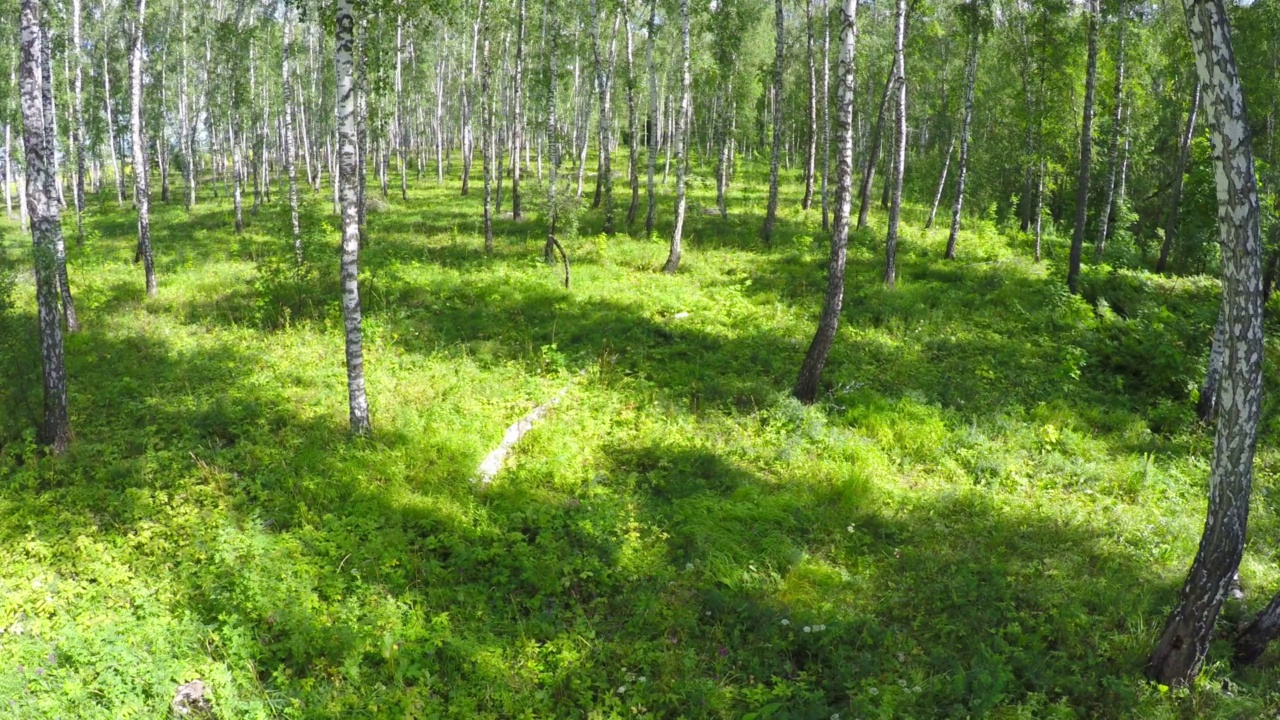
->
[335,0,372,436]
[926,134,955,230]
[944,10,979,261]
[661,0,690,273]
[761,0,785,242]
[857,60,896,230]
[794,0,857,404]
[19,0,71,454]
[883,0,906,288]
[1066,0,1100,295]
[1158,83,1202,274]
[1096,16,1127,260]
[131,0,155,297]
[1146,0,1265,688]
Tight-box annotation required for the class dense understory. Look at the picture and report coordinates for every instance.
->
[2,161,1280,719]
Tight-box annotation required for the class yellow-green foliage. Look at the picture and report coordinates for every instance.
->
[3,160,1280,719]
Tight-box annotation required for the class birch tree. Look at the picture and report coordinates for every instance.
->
[662,0,691,273]
[336,0,372,436]
[131,0,156,297]
[19,0,71,454]
[794,0,856,404]
[1146,0,1265,688]
[761,0,784,242]
[1065,0,1099,295]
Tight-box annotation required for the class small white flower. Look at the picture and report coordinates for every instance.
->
[897,679,907,687]
[831,715,841,720]
[816,624,826,631]
[803,626,812,633]
[896,653,905,662]
[780,619,790,626]
[685,562,694,571]
[704,611,712,616]
[868,687,879,696]
[912,686,922,694]
[638,676,647,684]
[847,525,856,533]
[617,685,627,694]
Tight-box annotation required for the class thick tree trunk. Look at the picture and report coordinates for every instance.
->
[131,0,155,297]
[883,0,906,288]
[795,0,857,404]
[1066,0,1100,295]
[1147,0,1265,688]
[1158,83,1202,274]
[762,0,785,242]
[944,13,979,260]
[336,0,372,436]
[662,0,691,273]
[19,0,71,453]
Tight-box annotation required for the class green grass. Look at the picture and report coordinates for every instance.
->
[3,159,1280,719]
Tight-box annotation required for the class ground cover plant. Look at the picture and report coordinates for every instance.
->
[2,156,1280,718]
[4,0,1280,717]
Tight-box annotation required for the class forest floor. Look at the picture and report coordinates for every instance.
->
[2,161,1280,719]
